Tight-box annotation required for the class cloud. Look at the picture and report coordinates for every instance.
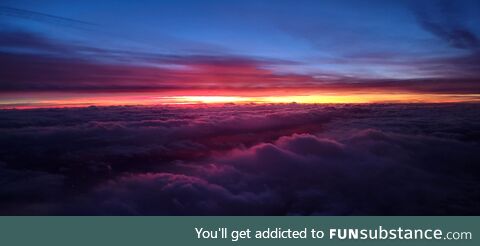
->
[205,129,479,215]
[0,164,65,214]
[2,49,480,96]
[2,28,480,97]
[275,133,345,157]
[0,104,479,215]
[0,6,95,28]
[71,173,279,215]
[0,30,76,53]
[412,0,479,50]
[0,30,310,93]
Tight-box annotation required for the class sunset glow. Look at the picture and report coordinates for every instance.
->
[2,92,479,109]
[1,0,480,108]
[1,0,480,216]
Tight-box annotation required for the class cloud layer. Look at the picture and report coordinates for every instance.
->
[1,103,479,215]
[1,26,480,97]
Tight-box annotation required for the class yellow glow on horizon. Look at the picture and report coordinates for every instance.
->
[1,92,480,109]
[164,96,249,104]
[164,94,480,104]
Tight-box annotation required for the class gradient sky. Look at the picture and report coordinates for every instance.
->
[1,0,480,107]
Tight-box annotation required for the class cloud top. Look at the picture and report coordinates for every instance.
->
[0,103,479,215]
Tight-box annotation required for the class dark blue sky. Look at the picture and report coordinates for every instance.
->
[1,0,480,106]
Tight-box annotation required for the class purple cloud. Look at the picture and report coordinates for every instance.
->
[1,104,479,215]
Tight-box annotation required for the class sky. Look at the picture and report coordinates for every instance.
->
[1,1,480,215]
[1,0,480,107]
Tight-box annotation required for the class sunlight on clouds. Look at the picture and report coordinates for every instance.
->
[1,93,480,109]
[160,94,480,105]
[161,96,250,104]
